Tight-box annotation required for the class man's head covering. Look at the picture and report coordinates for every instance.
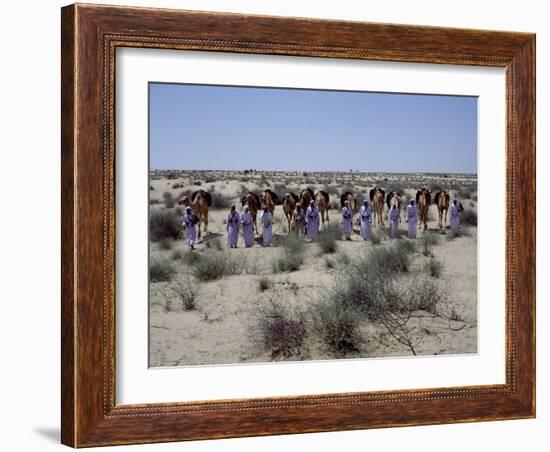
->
[344,200,349,205]
[363,200,368,206]
[310,200,315,206]
[185,206,192,212]
[230,203,236,210]
[243,204,249,211]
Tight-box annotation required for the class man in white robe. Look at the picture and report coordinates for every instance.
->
[182,206,196,250]
[260,206,273,247]
[341,200,353,240]
[293,203,306,237]
[405,200,418,238]
[226,204,240,248]
[359,200,372,240]
[305,200,320,239]
[388,204,401,239]
[240,205,255,248]
[450,199,461,232]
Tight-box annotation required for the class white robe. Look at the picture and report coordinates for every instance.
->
[260,211,273,246]
[450,204,460,231]
[240,211,255,247]
[359,205,372,240]
[405,204,418,238]
[182,213,196,246]
[305,206,320,238]
[388,208,401,238]
[341,206,353,237]
[226,211,240,246]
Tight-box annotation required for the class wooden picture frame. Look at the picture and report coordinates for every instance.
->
[61,3,535,447]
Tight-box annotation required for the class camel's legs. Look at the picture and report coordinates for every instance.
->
[197,221,202,239]
[203,212,208,236]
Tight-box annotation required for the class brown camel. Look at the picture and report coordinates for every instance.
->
[369,187,386,226]
[315,190,330,229]
[178,190,211,239]
[415,188,432,231]
[241,192,261,235]
[386,190,402,211]
[282,192,299,233]
[300,188,314,210]
[340,191,357,214]
[434,190,450,229]
[260,189,278,214]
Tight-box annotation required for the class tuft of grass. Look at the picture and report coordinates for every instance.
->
[163,191,175,208]
[461,208,477,226]
[255,299,307,359]
[150,258,175,282]
[420,232,439,257]
[324,257,335,269]
[193,251,251,281]
[150,209,181,242]
[167,273,199,310]
[426,258,443,278]
[368,242,413,275]
[313,297,364,357]
[258,276,272,292]
[272,253,304,273]
[405,277,446,315]
[159,238,174,250]
[181,250,202,266]
[205,237,223,251]
[316,224,340,254]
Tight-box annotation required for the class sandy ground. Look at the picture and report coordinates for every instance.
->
[149,171,477,367]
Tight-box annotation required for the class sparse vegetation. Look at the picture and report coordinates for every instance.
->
[150,258,175,282]
[255,298,307,359]
[166,273,199,310]
[163,191,175,208]
[461,208,477,226]
[258,276,272,292]
[316,224,340,254]
[420,232,439,257]
[193,251,253,281]
[426,258,443,278]
[150,209,181,241]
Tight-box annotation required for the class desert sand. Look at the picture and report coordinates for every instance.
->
[148,170,477,367]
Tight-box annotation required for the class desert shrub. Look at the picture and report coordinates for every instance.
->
[149,198,161,205]
[404,277,446,315]
[211,192,234,209]
[193,251,250,281]
[150,258,175,282]
[258,276,272,292]
[336,250,350,265]
[457,189,472,199]
[204,177,216,183]
[313,297,364,357]
[150,209,181,241]
[420,232,439,257]
[192,180,202,186]
[368,243,412,275]
[166,273,198,310]
[272,253,303,273]
[275,233,305,255]
[461,208,477,226]
[370,231,382,245]
[324,257,336,269]
[172,183,184,189]
[163,191,175,208]
[426,258,443,278]
[159,238,174,250]
[316,224,340,254]
[205,236,223,251]
[181,250,202,266]
[149,185,154,191]
[323,184,339,195]
[255,299,307,359]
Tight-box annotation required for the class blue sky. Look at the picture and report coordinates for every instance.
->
[149,83,477,174]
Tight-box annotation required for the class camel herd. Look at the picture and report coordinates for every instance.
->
[177,187,456,238]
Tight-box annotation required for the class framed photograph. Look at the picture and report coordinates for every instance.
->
[61,3,535,447]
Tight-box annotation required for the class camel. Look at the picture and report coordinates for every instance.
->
[300,188,315,210]
[340,191,357,213]
[369,187,386,226]
[434,190,450,229]
[260,189,278,214]
[282,192,299,233]
[415,188,432,232]
[178,190,211,239]
[241,191,261,235]
[315,190,330,229]
[386,190,402,211]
